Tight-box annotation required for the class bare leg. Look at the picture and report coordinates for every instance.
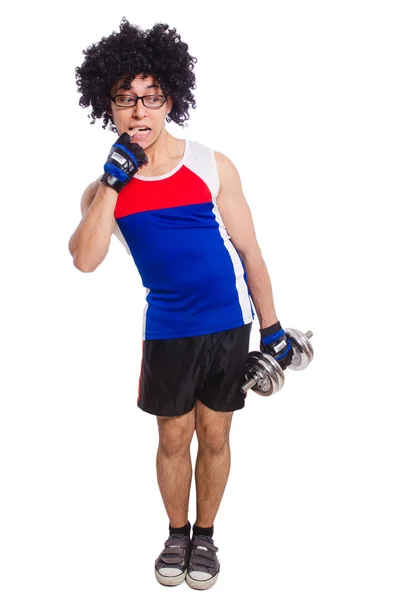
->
[194,399,233,528]
[156,407,196,528]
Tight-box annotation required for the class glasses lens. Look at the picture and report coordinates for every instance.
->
[114,94,166,108]
[115,95,136,107]
[142,95,166,108]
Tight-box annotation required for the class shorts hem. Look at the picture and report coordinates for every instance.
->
[197,396,246,413]
[137,401,195,417]
[137,398,245,416]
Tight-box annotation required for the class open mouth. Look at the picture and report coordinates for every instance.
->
[130,127,151,133]
[129,127,151,140]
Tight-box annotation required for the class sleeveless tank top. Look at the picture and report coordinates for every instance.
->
[113,139,255,340]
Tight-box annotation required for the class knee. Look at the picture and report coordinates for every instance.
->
[196,424,230,454]
[158,422,194,457]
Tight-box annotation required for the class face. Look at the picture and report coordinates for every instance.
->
[107,74,173,149]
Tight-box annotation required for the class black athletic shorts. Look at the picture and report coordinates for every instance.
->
[137,323,252,417]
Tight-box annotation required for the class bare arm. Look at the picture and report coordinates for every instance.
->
[214,151,278,329]
[68,178,118,272]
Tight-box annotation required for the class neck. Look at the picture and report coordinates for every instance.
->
[144,129,178,166]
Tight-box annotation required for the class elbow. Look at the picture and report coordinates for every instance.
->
[68,235,109,273]
[73,259,96,273]
[72,251,98,273]
[69,239,100,272]
[239,245,263,264]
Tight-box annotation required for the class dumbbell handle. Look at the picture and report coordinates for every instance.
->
[241,331,313,394]
[241,374,264,393]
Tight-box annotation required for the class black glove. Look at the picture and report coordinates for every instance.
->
[100,132,148,193]
[260,321,294,370]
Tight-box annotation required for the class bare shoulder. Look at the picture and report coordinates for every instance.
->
[214,150,234,169]
[80,176,102,217]
[214,150,242,187]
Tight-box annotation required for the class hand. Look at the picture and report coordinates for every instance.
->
[259,321,294,370]
[100,132,148,192]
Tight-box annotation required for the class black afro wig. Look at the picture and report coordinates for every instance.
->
[75,17,198,133]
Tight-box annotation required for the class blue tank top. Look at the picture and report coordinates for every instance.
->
[113,139,255,339]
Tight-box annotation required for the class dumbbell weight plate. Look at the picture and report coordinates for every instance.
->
[244,351,285,396]
[285,328,314,371]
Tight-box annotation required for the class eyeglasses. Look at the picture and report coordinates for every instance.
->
[110,94,168,109]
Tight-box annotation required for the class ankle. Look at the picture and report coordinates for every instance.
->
[169,520,191,537]
[193,523,214,538]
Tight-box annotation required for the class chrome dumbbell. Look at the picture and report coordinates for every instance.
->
[285,328,314,371]
[241,329,314,396]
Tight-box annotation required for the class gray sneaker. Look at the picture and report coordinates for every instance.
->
[186,535,220,590]
[154,533,191,586]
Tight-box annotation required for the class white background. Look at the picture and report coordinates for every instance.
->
[1,0,396,598]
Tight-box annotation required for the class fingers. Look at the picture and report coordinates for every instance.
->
[117,132,132,144]
[118,130,139,144]
[118,131,148,168]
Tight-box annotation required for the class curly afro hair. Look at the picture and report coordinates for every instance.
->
[75,18,197,133]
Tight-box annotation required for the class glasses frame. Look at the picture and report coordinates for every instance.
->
[110,93,169,109]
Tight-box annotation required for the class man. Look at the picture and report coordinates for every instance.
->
[69,19,293,590]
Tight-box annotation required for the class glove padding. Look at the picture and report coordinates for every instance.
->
[101,132,148,192]
[260,321,294,370]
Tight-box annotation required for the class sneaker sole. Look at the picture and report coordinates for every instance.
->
[155,568,187,587]
[186,572,219,590]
